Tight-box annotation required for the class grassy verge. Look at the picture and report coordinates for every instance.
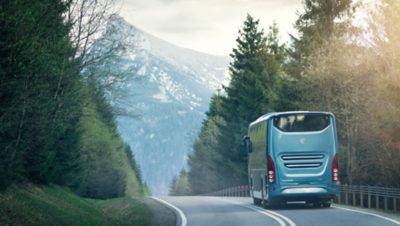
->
[0,184,151,226]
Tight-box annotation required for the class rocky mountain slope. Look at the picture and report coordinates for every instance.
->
[95,15,230,195]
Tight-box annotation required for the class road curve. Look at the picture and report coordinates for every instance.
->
[155,196,400,226]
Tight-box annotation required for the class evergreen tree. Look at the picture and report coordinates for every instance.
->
[283,0,355,110]
[0,0,144,198]
[0,0,82,187]
[169,169,191,196]
[216,15,284,188]
[188,94,225,194]
[124,143,143,188]
[287,0,354,77]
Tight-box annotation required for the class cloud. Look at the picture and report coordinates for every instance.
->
[120,0,303,55]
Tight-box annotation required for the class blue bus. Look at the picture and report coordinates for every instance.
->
[242,111,340,207]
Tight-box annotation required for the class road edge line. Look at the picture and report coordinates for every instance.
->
[150,197,187,226]
[333,205,400,225]
[215,197,290,226]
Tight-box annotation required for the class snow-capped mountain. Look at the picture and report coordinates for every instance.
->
[95,15,230,195]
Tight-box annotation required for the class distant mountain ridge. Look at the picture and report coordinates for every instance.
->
[99,15,230,195]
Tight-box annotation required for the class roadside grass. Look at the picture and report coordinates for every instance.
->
[0,184,151,226]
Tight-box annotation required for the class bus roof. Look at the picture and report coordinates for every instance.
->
[249,111,334,127]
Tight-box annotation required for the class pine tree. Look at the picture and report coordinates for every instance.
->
[188,94,225,194]
[215,15,284,188]
[169,169,191,196]
[287,0,354,76]
[283,0,355,110]
[0,0,83,187]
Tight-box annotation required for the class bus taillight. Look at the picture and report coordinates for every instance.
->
[267,155,276,184]
[332,154,339,182]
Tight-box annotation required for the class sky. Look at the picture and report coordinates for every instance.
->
[119,0,303,56]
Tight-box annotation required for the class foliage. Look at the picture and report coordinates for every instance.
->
[188,94,225,194]
[66,78,143,199]
[0,0,82,188]
[0,0,144,198]
[189,0,400,192]
[365,0,400,187]
[187,15,285,193]
[0,184,150,226]
[169,169,191,196]
[124,143,143,189]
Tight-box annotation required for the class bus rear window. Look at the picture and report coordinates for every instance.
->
[273,114,330,132]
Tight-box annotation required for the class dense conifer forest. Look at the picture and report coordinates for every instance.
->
[170,0,400,195]
[0,0,143,198]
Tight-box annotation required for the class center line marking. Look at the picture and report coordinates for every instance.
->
[218,198,296,226]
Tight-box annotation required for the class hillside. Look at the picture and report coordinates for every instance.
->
[0,184,150,226]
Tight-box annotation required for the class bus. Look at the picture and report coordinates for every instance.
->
[242,111,340,207]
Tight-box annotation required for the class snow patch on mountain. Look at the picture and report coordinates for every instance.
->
[98,15,230,195]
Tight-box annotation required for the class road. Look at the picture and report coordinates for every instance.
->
[153,196,400,226]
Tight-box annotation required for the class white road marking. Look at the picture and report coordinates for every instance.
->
[334,205,400,225]
[254,205,296,226]
[151,197,187,226]
[218,198,296,226]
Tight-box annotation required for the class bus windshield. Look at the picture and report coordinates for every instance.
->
[273,113,330,132]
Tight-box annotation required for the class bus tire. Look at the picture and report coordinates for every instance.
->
[263,199,279,209]
[322,202,331,208]
[253,198,262,205]
[313,202,322,208]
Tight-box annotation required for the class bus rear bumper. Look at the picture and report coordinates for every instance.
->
[268,185,339,202]
[281,187,328,194]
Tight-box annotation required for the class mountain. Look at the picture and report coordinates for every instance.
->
[93,15,230,195]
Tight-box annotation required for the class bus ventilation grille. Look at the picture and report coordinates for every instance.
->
[281,154,324,168]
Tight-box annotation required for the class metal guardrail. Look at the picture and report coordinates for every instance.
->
[202,185,250,197]
[202,184,400,213]
[337,185,400,212]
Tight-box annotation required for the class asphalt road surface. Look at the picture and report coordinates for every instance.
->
[153,196,400,226]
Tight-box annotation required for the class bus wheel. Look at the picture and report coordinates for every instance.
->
[322,202,331,208]
[263,199,279,209]
[253,198,261,206]
[312,202,322,208]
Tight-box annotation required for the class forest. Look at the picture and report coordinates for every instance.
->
[0,0,144,198]
[170,0,400,195]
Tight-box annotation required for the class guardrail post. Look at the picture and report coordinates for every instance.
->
[376,193,379,209]
[368,188,371,209]
[384,196,388,211]
[353,189,356,206]
[345,187,349,205]
[360,187,364,208]
[394,198,397,213]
